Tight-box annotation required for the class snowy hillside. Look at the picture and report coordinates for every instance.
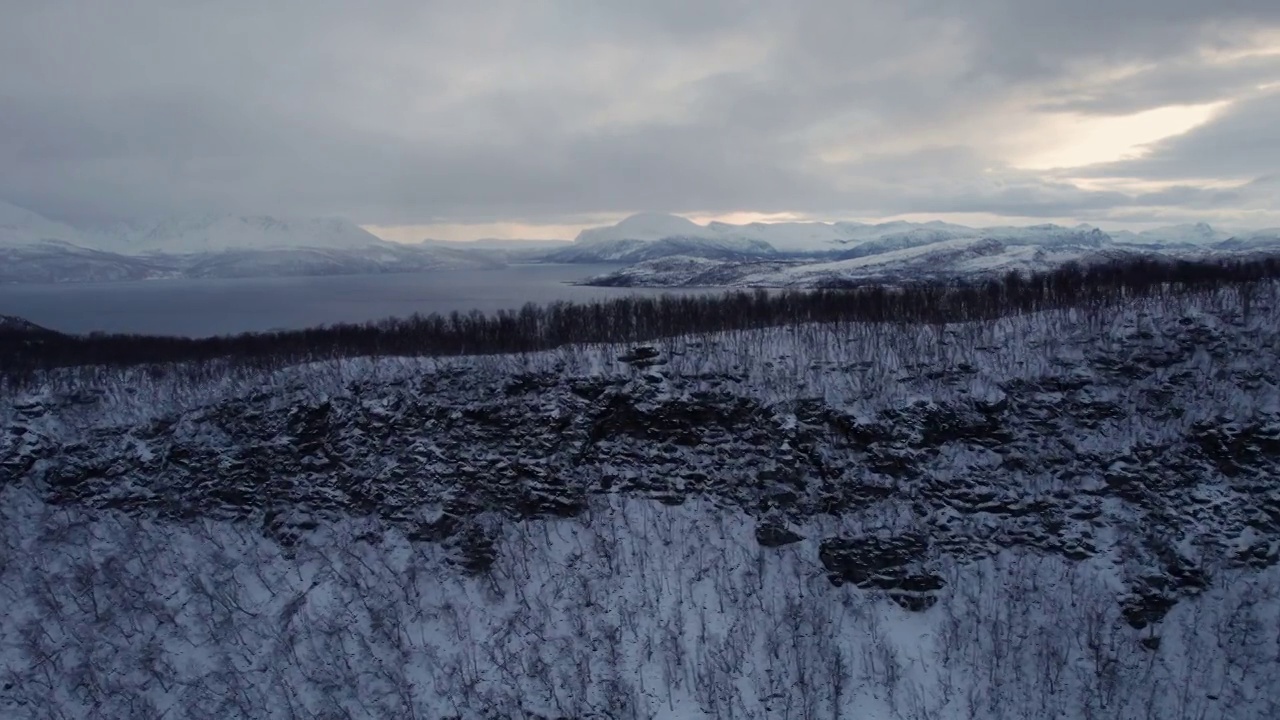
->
[583,237,1142,288]
[0,202,507,282]
[0,200,86,247]
[1112,222,1233,247]
[3,284,1279,718]
[0,315,56,335]
[79,214,390,254]
[0,242,502,283]
[180,242,503,279]
[566,213,979,258]
[545,235,778,263]
[558,214,1272,268]
[1217,229,1280,251]
[0,240,181,283]
[424,238,575,263]
[580,222,1280,288]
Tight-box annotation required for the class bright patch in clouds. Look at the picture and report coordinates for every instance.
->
[1018,102,1228,170]
[687,211,809,225]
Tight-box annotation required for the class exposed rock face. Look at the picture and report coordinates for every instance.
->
[755,519,804,548]
[5,297,1280,628]
[819,534,945,610]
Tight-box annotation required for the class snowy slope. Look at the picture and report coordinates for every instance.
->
[566,213,981,258]
[0,201,85,247]
[0,315,57,334]
[574,212,708,244]
[0,240,182,283]
[3,285,1279,718]
[1112,222,1233,247]
[80,214,391,254]
[1216,229,1280,251]
[0,202,508,282]
[580,221,1280,288]
[562,215,1278,271]
[584,236,1141,288]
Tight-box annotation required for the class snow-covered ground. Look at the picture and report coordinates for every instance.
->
[2,488,1275,719]
[3,284,1279,718]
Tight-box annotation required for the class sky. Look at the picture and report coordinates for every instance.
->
[2,1,1279,242]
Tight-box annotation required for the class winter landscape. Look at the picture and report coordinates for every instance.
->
[6,1,1280,718]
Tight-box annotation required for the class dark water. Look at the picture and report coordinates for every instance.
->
[0,265,709,338]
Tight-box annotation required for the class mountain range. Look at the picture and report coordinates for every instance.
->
[3,201,1280,285]
[0,201,502,282]
[570,215,1280,287]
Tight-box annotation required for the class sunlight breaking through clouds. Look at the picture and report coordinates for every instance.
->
[2,2,1280,231]
[1017,102,1229,170]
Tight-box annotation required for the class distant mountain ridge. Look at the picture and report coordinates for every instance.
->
[563,213,1280,286]
[80,214,389,254]
[0,201,505,283]
[567,213,1264,258]
[4,201,1280,285]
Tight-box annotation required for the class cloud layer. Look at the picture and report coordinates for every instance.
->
[2,0,1279,234]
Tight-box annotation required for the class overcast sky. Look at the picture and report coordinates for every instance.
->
[2,1,1279,241]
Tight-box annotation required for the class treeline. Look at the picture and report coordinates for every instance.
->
[3,254,1279,381]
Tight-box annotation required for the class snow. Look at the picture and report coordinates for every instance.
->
[2,285,1280,716]
[1112,222,1234,246]
[0,200,86,248]
[0,201,392,255]
[572,213,977,254]
[79,213,391,254]
[0,202,506,282]
[576,212,707,244]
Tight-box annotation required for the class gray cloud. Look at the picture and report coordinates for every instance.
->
[1036,55,1280,115]
[2,0,1279,229]
[1076,90,1280,182]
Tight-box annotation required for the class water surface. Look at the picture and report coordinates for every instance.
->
[0,265,711,337]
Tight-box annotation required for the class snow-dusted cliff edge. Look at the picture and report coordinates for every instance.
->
[2,285,1279,718]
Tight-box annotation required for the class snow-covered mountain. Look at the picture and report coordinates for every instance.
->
[423,238,574,263]
[79,214,390,254]
[0,240,181,284]
[0,200,87,248]
[576,217,1280,288]
[560,214,1276,270]
[1217,229,1280,251]
[564,213,981,259]
[585,235,1144,288]
[0,202,507,282]
[574,211,709,244]
[544,235,778,263]
[0,314,57,335]
[3,286,1279,717]
[1112,222,1234,247]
